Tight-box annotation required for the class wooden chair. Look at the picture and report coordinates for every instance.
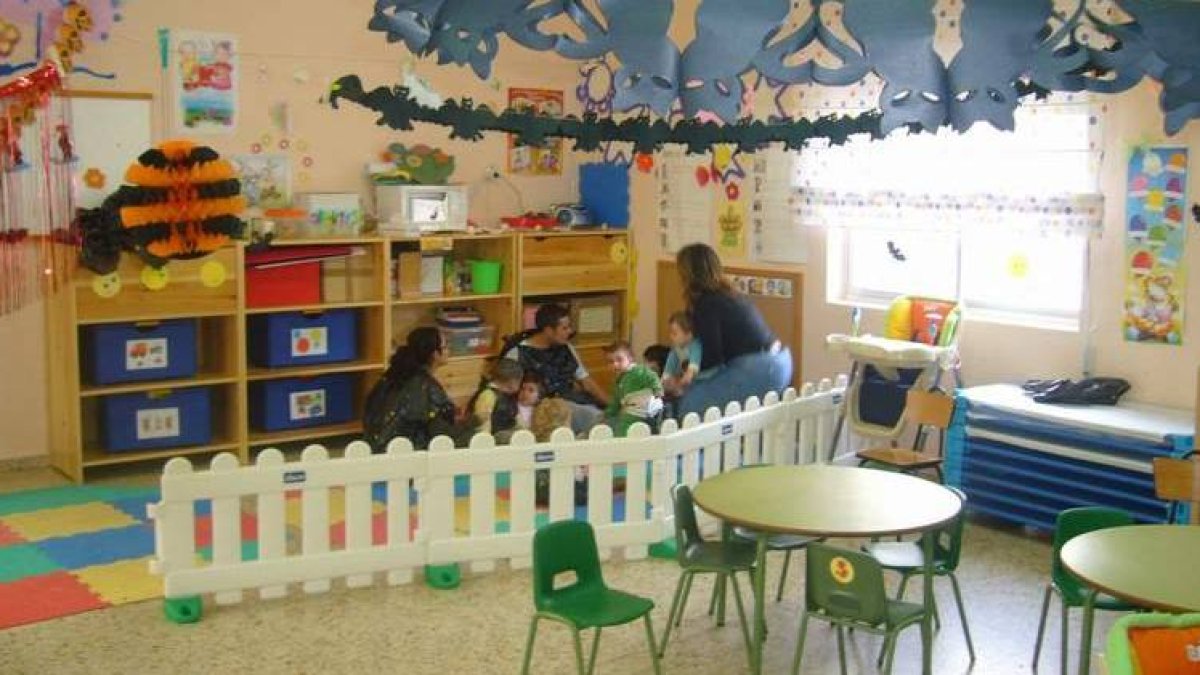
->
[856,389,954,481]
[1152,453,1200,524]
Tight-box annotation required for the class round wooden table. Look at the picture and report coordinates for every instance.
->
[692,465,963,675]
[1061,524,1200,675]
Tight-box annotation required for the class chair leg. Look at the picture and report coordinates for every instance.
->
[643,614,663,675]
[1059,595,1071,675]
[881,632,898,675]
[1032,585,1053,671]
[729,572,754,670]
[676,573,695,628]
[789,610,810,675]
[571,627,587,675]
[707,573,722,617]
[520,616,540,675]
[896,572,912,600]
[948,572,976,663]
[717,573,728,627]
[659,572,690,656]
[776,550,792,602]
[836,625,849,675]
[586,628,602,675]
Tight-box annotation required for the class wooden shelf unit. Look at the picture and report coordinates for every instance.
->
[46,230,632,481]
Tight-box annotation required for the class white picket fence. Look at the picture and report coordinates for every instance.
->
[149,379,843,608]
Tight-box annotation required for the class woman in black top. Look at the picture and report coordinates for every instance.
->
[674,243,793,417]
[363,327,471,451]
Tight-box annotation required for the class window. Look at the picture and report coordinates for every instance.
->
[804,103,1103,330]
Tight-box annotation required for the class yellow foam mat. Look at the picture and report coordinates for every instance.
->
[3,502,139,542]
[73,557,162,605]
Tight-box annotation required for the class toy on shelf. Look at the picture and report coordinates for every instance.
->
[500,212,558,230]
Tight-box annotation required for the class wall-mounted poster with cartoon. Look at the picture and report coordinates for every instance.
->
[1124,147,1188,344]
[172,30,238,134]
[231,154,290,208]
[506,88,562,176]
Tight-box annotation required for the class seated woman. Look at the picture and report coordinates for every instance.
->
[363,326,472,452]
[673,243,793,418]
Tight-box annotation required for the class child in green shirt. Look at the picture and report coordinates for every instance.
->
[603,341,664,437]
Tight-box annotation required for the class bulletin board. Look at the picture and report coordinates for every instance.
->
[63,91,154,209]
[656,258,803,388]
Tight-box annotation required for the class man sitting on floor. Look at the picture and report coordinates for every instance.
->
[504,303,607,435]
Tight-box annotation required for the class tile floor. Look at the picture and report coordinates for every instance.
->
[0,466,1117,675]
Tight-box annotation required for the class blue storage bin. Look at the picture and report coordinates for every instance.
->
[248,310,358,368]
[87,319,198,385]
[102,388,213,452]
[251,374,354,432]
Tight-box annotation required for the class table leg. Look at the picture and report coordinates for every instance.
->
[751,534,768,675]
[921,531,934,675]
[1078,590,1098,675]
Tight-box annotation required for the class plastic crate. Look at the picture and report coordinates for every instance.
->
[101,387,212,452]
[250,374,354,431]
[86,319,198,385]
[248,309,358,368]
[439,325,495,357]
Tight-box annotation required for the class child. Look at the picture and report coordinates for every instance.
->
[530,397,575,506]
[514,372,545,435]
[468,359,523,437]
[604,341,664,437]
[642,343,670,378]
[662,311,703,397]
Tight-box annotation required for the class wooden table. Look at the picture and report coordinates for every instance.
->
[1061,524,1200,675]
[692,465,963,675]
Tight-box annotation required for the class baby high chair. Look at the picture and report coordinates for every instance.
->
[826,296,963,462]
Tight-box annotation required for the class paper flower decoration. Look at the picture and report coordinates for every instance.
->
[82,167,106,188]
[0,20,21,58]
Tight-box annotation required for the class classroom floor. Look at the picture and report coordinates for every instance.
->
[0,466,1116,675]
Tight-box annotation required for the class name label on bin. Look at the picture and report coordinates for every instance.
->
[721,423,733,436]
[283,470,307,485]
[534,451,555,463]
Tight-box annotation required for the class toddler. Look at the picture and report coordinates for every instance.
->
[642,343,670,378]
[468,359,523,437]
[604,341,664,437]
[662,311,703,396]
[514,372,545,436]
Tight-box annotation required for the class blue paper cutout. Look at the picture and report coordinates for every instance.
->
[360,0,1200,136]
[580,162,631,227]
[843,0,947,134]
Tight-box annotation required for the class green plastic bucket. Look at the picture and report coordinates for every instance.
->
[469,259,503,294]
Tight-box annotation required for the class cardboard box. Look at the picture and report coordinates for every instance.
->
[397,252,423,298]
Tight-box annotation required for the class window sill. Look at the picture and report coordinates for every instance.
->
[825,296,1081,334]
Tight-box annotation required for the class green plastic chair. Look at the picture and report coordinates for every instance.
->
[520,520,662,675]
[731,528,822,603]
[658,484,758,666]
[792,543,928,675]
[1106,612,1200,675]
[863,486,974,664]
[1031,507,1138,674]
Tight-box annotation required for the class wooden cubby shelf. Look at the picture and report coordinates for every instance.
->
[46,230,630,481]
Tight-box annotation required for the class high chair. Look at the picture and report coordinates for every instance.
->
[826,295,963,462]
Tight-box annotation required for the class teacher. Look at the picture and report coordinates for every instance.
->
[674,243,793,418]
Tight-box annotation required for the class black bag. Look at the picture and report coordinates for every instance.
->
[1024,377,1131,405]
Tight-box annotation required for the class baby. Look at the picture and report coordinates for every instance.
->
[642,343,670,378]
[514,372,545,435]
[662,311,703,396]
[604,340,664,437]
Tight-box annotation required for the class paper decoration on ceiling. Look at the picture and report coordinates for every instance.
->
[1067,0,1200,135]
[360,0,1200,136]
[77,140,246,274]
[329,75,897,155]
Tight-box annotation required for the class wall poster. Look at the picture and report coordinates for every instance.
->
[172,30,238,134]
[1123,146,1188,344]
[506,88,563,175]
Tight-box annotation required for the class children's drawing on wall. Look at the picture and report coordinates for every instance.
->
[716,181,748,260]
[231,154,291,208]
[172,31,238,134]
[1124,147,1188,345]
[506,88,562,176]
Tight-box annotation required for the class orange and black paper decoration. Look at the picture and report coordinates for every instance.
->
[117,139,245,266]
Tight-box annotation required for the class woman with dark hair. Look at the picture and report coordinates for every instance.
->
[363,326,471,451]
[673,243,793,417]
